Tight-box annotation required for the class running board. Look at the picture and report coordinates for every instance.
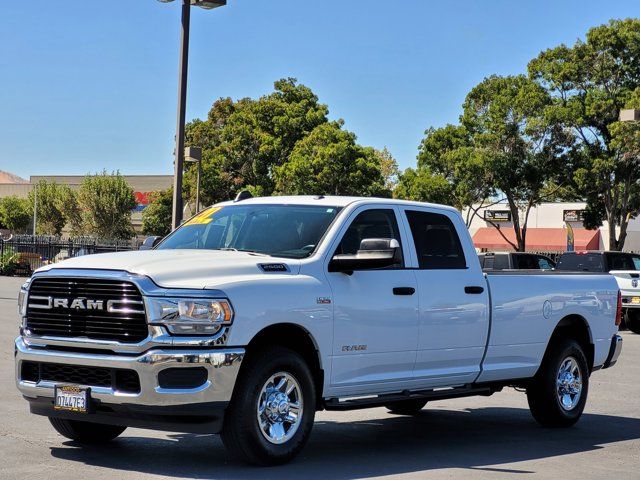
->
[323,385,495,411]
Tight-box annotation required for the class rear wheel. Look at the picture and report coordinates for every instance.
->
[626,310,640,334]
[49,418,126,443]
[385,399,428,415]
[526,339,589,427]
[221,346,316,465]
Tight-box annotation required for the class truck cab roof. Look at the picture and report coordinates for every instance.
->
[214,195,460,213]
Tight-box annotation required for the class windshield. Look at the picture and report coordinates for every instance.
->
[156,204,342,259]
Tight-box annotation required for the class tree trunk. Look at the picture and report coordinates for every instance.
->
[615,213,631,251]
[608,213,619,251]
[506,197,524,251]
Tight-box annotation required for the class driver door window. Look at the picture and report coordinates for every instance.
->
[334,209,404,268]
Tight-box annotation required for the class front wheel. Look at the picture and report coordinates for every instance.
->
[221,346,316,465]
[526,339,589,427]
[49,418,126,443]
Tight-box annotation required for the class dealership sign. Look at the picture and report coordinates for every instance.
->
[484,210,511,222]
[134,192,154,212]
[563,209,585,222]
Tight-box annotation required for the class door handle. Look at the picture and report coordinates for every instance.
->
[393,287,415,296]
[465,286,484,294]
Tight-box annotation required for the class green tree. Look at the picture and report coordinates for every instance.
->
[59,186,83,236]
[416,125,493,225]
[374,147,400,191]
[0,196,31,232]
[184,78,329,202]
[461,74,571,251]
[28,180,79,235]
[394,168,455,206]
[77,171,136,239]
[528,18,640,250]
[141,189,173,237]
[273,122,389,197]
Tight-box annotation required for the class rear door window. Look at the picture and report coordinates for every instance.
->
[405,210,466,269]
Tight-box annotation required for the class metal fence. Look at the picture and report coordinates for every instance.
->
[0,235,140,276]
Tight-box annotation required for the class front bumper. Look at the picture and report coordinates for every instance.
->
[603,334,623,369]
[15,337,244,433]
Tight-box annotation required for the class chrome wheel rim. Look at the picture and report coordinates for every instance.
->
[257,372,303,444]
[556,356,583,411]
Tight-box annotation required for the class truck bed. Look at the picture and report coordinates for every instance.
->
[478,271,618,382]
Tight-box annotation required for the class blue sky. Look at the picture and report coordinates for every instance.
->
[1,0,639,180]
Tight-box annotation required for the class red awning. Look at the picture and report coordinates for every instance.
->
[472,227,600,251]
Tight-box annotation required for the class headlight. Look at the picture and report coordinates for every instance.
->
[18,278,31,316]
[146,297,233,335]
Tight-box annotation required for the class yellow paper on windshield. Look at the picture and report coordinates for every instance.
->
[184,206,221,226]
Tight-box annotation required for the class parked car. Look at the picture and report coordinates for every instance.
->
[16,196,622,465]
[478,252,556,271]
[556,251,640,333]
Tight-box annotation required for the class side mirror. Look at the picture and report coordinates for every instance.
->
[329,238,400,273]
[139,236,163,250]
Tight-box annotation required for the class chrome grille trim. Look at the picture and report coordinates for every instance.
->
[21,269,231,353]
[25,276,148,343]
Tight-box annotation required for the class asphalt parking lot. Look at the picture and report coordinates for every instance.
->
[1,276,639,479]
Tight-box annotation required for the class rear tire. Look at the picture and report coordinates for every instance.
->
[626,310,640,334]
[385,399,428,415]
[221,346,316,466]
[526,339,589,427]
[49,418,126,443]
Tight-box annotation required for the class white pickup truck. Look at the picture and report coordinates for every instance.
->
[16,196,623,465]
[556,251,640,333]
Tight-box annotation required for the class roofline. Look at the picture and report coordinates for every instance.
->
[211,195,461,213]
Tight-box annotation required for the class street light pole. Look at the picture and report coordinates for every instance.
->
[160,0,227,229]
[171,0,191,230]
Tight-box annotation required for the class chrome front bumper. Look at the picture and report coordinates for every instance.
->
[15,336,244,407]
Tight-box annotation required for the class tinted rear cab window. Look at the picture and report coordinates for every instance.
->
[556,253,605,272]
[605,253,639,271]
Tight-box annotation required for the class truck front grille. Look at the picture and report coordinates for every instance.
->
[25,277,148,343]
[21,361,141,394]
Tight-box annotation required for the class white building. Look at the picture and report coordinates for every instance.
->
[465,202,640,252]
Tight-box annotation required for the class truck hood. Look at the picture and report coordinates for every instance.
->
[35,249,301,290]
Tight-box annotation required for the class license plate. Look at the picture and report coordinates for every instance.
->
[632,297,640,304]
[54,385,89,413]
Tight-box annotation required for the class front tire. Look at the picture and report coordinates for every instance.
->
[221,346,316,466]
[49,418,126,443]
[526,339,589,427]
[385,399,428,415]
